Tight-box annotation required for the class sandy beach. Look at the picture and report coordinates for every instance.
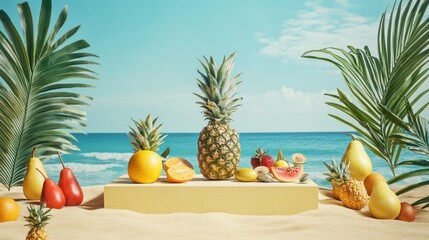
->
[1,184,428,240]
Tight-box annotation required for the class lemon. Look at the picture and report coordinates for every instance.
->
[235,168,258,182]
[274,159,289,167]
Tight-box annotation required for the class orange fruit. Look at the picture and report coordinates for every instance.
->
[164,157,193,172]
[364,172,386,196]
[166,163,195,183]
[0,197,20,222]
[128,150,162,183]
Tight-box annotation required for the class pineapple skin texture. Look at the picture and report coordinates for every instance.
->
[336,179,369,210]
[27,228,47,240]
[198,122,241,179]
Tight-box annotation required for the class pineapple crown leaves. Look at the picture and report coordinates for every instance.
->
[24,203,52,229]
[194,52,243,124]
[323,158,350,185]
[254,147,268,160]
[128,115,167,152]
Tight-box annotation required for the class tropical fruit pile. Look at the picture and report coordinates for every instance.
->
[235,148,309,183]
[324,136,416,222]
[1,146,83,239]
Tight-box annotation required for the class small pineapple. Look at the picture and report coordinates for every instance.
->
[194,52,242,179]
[127,115,169,183]
[25,203,52,240]
[323,159,368,210]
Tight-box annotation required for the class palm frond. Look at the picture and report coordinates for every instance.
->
[0,0,97,190]
[302,0,429,176]
[383,103,429,208]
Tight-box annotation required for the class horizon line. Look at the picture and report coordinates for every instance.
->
[73,131,357,134]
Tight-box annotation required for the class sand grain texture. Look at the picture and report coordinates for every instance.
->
[1,185,428,240]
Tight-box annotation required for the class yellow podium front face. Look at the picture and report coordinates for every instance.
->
[104,175,318,215]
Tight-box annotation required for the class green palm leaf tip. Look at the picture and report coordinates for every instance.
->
[194,52,243,124]
[302,0,429,176]
[0,0,98,190]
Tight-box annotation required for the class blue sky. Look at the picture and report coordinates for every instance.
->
[2,0,427,133]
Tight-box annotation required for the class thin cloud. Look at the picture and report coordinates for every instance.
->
[256,1,379,60]
[235,86,347,132]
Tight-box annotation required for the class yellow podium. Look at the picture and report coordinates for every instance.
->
[104,174,318,215]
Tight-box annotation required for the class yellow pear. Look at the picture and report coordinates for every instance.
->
[369,181,401,219]
[342,139,372,180]
[23,147,49,200]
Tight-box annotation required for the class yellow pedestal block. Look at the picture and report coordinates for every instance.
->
[104,174,319,215]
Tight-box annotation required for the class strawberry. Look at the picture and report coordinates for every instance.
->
[251,156,260,169]
[251,148,275,169]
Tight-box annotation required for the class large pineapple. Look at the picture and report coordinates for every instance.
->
[25,203,52,240]
[194,52,242,179]
[323,159,368,210]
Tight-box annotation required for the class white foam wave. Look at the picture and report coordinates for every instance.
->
[80,152,132,161]
[45,163,122,173]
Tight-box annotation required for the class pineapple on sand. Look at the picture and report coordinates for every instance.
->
[194,52,243,180]
[323,159,368,210]
[25,203,52,240]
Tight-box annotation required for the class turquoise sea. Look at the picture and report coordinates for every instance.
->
[44,132,424,188]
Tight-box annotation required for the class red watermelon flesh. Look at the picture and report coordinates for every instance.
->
[271,166,303,182]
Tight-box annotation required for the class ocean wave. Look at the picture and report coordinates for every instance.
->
[80,152,132,161]
[45,163,122,173]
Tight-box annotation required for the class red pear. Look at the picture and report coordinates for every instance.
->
[57,153,84,206]
[37,168,65,209]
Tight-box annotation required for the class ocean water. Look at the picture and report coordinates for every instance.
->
[43,132,426,188]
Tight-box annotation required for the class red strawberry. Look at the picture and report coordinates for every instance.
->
[251,148,275,169]
[261,155,275,169]
[251,156,260,169]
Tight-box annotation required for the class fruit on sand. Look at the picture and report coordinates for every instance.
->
[128,115,167,183]
[251,148,275,169]
[195,53,242,180]
[364,173,386,196]
[235,168,258,182]
[0,197,19,222]
[23,147,49,200]
[397,202,416,222]
[324,159,368,210]
[38,169,66,209]
[271,166,303,182]
[25,202,52,240]
[369,181,401,219]
[57,152,84,206]
[165,159,195,183]
[342,137,372,181]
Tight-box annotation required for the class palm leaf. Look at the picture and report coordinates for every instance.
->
[0,0,97,190]
[382,103,429,208]
[302,0,429,176]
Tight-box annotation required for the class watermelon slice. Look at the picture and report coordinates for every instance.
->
[271,166,303,182]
